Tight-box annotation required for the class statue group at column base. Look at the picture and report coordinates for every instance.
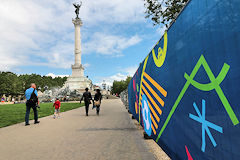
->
[64,64,92,91]
[64,76,92,91]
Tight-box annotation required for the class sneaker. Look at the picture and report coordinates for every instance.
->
[25,123,30,126]
[34,121,40,124]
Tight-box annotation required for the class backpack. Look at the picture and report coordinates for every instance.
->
[29,89,38,105]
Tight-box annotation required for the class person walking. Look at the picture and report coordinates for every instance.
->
[94,89,102,115]
[25,83,40,126]
[80,88,93,116]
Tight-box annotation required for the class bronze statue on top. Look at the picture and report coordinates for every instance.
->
[73,1,82,19]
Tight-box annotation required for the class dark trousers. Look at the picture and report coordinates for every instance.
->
[25,102,38,124]
[85,103,89,115]
[96,106,100,114]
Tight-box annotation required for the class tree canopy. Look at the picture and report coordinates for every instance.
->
[112,77,132,95]
[144,0,189,26]
[0,71,67,96]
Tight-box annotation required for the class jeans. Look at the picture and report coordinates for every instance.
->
[25,102,38,124]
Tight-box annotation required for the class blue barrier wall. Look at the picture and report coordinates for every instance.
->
[128,0,240,159]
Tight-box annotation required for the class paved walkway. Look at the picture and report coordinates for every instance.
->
[0,99,156,160]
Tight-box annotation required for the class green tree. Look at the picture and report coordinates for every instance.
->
[0,72,19,95]
[0,71,67,96]
[112,76,132,95]
[144,0,189,26]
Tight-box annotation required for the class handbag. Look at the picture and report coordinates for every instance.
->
[94,100,100,106]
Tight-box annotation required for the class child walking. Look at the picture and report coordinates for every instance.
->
[53,98,61,119]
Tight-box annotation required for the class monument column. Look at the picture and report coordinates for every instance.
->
[72,18,82,65]
[63,2,93,91]
[71,18,84,77]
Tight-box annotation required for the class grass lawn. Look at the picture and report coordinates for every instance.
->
[0,102,84,128]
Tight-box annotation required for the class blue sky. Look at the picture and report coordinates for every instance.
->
[0,0,166,86]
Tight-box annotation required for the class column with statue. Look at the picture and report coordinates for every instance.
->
[63,2,93,91]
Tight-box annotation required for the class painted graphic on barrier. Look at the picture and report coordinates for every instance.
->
[152,32,168,68]
[139,72,167,135]
[185,146,194,160]
[156,55,239,142]
[141,94,152,136]
[189,99,223,152]
[138,32,168,126]
[128,0,240,159]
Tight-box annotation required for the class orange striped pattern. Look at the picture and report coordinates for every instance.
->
[139,72,167,135]
[142,79,164,106]
[135,102,138,114]
[151,112,158,129]
[143,72,167,97]
[142,85,162,115]
[151,124,156,134]
[142,92,160,122]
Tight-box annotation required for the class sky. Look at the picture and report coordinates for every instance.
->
[0,0,166,87]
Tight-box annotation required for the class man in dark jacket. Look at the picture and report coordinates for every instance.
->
[80,88,93,116]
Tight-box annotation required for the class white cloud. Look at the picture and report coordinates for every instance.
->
[46,73,69,78]
[80,0,144,25]
[0,0,145,70]
[41,41,74,69]
[122,65,138,76]
[83,33,142,56]
[95,73,127,88]
[0,0,73,70]
[83,63,91,68]
[109,73,128,81]
[95,65,138,87]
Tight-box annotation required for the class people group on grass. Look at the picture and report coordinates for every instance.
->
[24,83,102,126]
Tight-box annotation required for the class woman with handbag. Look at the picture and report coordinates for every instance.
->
[94,89,102,115]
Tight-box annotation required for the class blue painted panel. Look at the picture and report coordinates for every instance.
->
[128,0,240,159]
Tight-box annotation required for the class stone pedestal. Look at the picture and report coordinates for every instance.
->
[72,64,84,77]
[64,76,92,91]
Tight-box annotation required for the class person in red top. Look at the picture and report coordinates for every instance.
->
[53,98,61,119]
